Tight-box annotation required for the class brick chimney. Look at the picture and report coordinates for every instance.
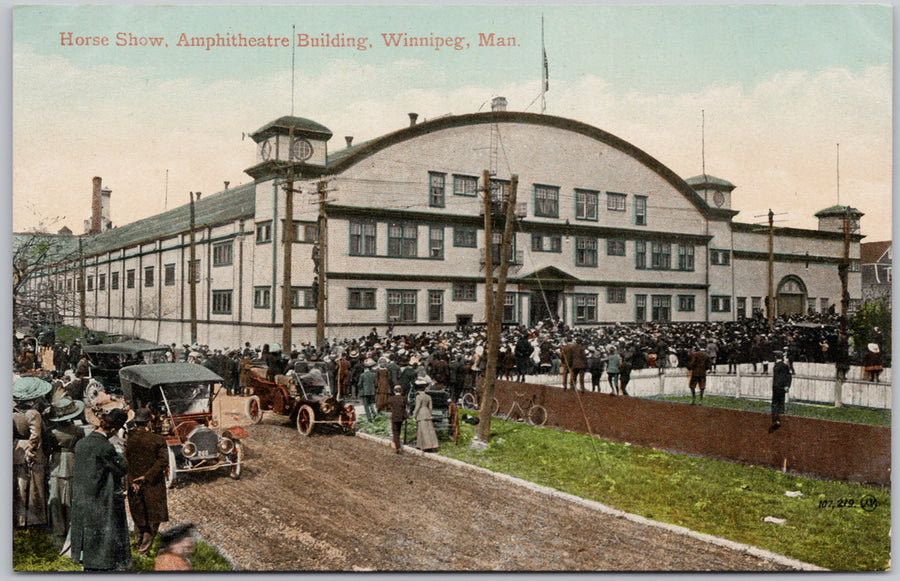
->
[345,136,353,147]
[90,176,102,234]
[408,113,418,127]
[491,96,508,112]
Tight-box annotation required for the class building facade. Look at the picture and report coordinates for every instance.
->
[861,240,891,306]
[26,102,863,347]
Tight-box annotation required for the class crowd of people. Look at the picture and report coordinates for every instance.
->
[13,311,887,569]
[12,368,198,571]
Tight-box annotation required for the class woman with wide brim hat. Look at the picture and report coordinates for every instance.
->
[47,397,86,538]
[13,376,52,528]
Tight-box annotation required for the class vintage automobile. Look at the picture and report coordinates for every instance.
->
[83,340,171,392]
[239,363,356,436]
[119,363,246,488]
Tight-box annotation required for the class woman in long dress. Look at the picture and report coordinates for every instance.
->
[13,376,52,528]
[412,381,438,452]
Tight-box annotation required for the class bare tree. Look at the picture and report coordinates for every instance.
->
[12,219,80,333]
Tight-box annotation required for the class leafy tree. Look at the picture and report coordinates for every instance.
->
[850,298,891,363]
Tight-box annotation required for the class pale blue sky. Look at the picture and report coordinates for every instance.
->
[11,4,894,240]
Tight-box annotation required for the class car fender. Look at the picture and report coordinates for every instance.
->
[224,426,248,439]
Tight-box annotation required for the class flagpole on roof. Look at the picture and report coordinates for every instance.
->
[541,14,548,114]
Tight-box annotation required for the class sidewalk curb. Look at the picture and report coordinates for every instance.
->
[356,431,827,572]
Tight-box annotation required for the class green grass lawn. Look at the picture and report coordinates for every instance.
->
[13,528,231,572]
[418,411,891,571]
[649,394,891,426]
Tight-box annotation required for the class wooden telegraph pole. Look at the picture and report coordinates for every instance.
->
[188,192,198,345]
[475,174,518,444]
[78,237,86,330]
[282,169,295,353]
[315,180,328,349]
[835,207,852,408]
[766,208,774,332]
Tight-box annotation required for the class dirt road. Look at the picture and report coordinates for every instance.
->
[164,419,801,571]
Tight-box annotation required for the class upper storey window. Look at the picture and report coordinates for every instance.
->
[575,189,598,221]
[429,172,445,208]
[534,184,559,218]
[453,175,478,197]
[607,192,626,212]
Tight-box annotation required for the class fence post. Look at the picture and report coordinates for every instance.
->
[735,364,742,399]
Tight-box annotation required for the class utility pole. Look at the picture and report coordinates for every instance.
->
[766,208,774,332]
[282,168,295,353]
[78,237,86,330]
[835,207,852,408]
[189,191,198,345]
[482,170,494,331]
[315,180,328,349]
[475,174,518,444]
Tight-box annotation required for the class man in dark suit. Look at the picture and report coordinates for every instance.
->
[387,386,408,453]
[770,351,792,432]
[125,409,169,555]
[569,338,588,391]
[686,346,711,404]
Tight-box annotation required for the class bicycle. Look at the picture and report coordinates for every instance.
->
[460,386,500,414]
[503,391,548,427]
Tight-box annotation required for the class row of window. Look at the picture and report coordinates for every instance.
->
[78,259,204,293]
[255,221,318,245]
[428,172,649,224]
[252,286,316,310]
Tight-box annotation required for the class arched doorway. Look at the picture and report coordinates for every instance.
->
[776,275,807,316]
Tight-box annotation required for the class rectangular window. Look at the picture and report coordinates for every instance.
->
[677,244,695,270]
[736,297,747,318]
[110,271,119,291]
[212,290,232,315]
[213,241,234,266]
[429,172,445,207]
[348,288,376,310]
[429,226,444,259]
[67,278,73,292]
[164,263,176,286]
[635,241,646,269]
[285,221,318,243]
[820,298,829,312]
[388,223,417,258]
[490,231,518,265]
[751,296,762,315]
[634,195,647,225]
[453,227,478,248]
[651,295,671,321]
[575,237,597,267]
[86,275,93,292]
[490,179,509,203]
[254,287,271,309]
[607,287,626,303]
[503,293,517,323]
[428,290,444,322]
[606,238,626,256]
[256,221,272,244]
[533,184,559,218]
[574,294,598,323]
[144,266,154,287]
[531,233,562,253]
[126,269,135,289]
[607,192,627,212]
[291,287,315,309]
[349,221,377,256]
[575,189,599,221]
[651,242,671,269]
[711,295,732,313]
[678,295,695,312]
[98,273,105,291]
[635,294,647,322]
[452,282,477,302]
[387,290,417,323]
[187,259,200,284]
[710,249,730,266]
[453,174,478,197]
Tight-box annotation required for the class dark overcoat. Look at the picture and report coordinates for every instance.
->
[125,428,170,526]
[70,431,130,570]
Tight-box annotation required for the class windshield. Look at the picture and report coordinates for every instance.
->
[159,382,211,415]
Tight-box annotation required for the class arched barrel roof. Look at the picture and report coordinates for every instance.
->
[324,111,729,219]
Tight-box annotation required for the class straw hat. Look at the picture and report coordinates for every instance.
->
[364,358,376,368]
[13,376,52,401]
[868,343,880,353]
[49,396,84,422]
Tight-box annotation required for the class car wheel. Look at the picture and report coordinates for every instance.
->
[165,446,178,489]
[460,393,477,410]
[245,395,263,424]
[229,441,243,480]
[296,404,315,436]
